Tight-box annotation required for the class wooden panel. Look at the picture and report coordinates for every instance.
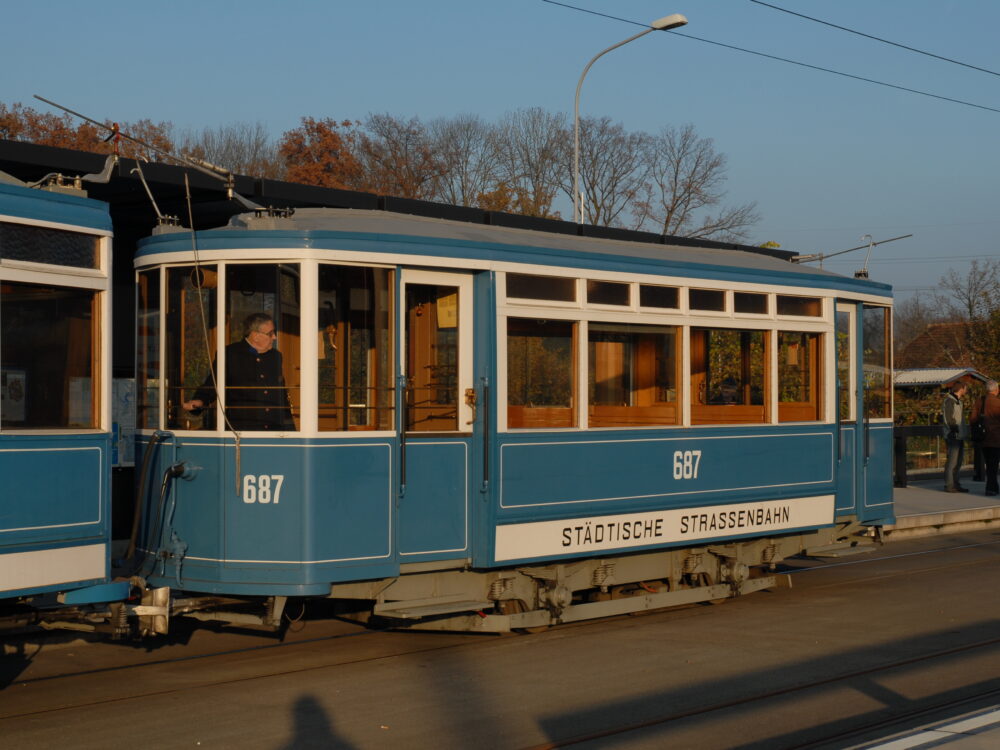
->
[508,405,575,429]
[589,404,678,427]
[779,403,819,421]
[691,405,767,425]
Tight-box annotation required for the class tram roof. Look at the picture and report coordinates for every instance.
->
[0,179,112,232]
[136,207,892,297]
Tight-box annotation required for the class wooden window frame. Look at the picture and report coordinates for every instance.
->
[690,327,770,425]
[587,324,680,427]
[507,318,577,429]
[778,331,823,422]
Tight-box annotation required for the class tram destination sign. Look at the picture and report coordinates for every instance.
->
[493,495,834,562]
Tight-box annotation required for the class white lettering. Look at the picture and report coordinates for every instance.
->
[673,450,702,480]
[242,474,285,505]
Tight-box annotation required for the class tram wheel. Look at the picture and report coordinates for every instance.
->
[496,598,549,634]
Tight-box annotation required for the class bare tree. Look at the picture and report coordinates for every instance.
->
[181,122,284,179]
[893,294,943,351]
[933,259,1000,321]
[428,114,500,207]
[491,107,567,218]
[561,116,649,227]
[633,124,759,240]
[356,113,444,200]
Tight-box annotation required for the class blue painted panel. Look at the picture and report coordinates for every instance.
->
[0,435,107,544]
[138,438,397,595]
[221,444,306,564]
[60,580,130,605]
[398,440,469,556]
[862,425,895,523]
[0,183,112,231]
[498,430,834,513]
[835,425,857,513]
[307,443,393,561]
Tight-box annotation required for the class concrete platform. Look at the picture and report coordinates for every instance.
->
[886,472,1000,540]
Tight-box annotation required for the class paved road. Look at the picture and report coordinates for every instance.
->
[3,529,1000,749]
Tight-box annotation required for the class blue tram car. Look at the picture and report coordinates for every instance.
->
[131,208,893,632]
[0,174,128,625]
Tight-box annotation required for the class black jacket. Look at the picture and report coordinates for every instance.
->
[194,340,294,431]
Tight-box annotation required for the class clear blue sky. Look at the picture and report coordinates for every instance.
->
[6,0,999,297]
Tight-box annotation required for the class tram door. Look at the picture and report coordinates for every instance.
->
[834,302,859,516]
[835,301,893,521]
[397,271,475,558]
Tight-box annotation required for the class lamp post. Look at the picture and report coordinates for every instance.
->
[573,13,688,224]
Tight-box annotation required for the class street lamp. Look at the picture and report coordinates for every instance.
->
[573,13,688,224]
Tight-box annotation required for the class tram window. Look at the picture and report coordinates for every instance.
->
[777,295,822,317]
[690,328,767,425]
[319,265,393,431]
[1,281,99,428]
[689,288,726,312]
[734,292,768,315]
[863,305,892,419]
[221,264,301,431]
[137,270,160,429]
[639,284,679,309]
[836,310,853,420]
[586,280,629,306]
[506,273,576,302]
[507,318,576,428]
[778,332,822,422]
[165,266,217,430]
[406,284,459,431]
[588,323,679,427]
[0,221,99,269]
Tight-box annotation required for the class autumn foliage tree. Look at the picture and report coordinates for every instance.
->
[0,102,173,161]
[277,117,365,190]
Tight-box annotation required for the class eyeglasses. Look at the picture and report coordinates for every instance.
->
[255,328,277,338]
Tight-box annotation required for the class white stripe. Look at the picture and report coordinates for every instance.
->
[0,544,105,593]
[861,707,1000,749]
[494,495,834,562]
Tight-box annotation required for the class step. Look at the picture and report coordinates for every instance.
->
[374,597,494,620]
[805,542,878,558]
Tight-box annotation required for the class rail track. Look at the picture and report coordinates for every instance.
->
[4,533,1000,749]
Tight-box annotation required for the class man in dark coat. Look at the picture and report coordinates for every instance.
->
[183,313,294,431]
[942,381,969,493]
[971,379,1000,496]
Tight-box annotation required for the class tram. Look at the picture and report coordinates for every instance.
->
[0,174,128,624]
[131,208,893,632]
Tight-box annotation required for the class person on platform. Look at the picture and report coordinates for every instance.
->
[942,381,969,493]
[182,313,294,431]
[971,380,1000,496]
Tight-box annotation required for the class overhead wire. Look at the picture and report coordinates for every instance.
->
[825,255,1000,264]
[748,0,1000,79]
[540,0,1000,115]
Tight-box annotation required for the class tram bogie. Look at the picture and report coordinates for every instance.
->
[331,518,868,633]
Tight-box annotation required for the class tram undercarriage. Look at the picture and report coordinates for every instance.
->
[338,519,876,633]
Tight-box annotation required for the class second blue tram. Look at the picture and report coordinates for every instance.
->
[132,209,893,632]
[0,177,125,619]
